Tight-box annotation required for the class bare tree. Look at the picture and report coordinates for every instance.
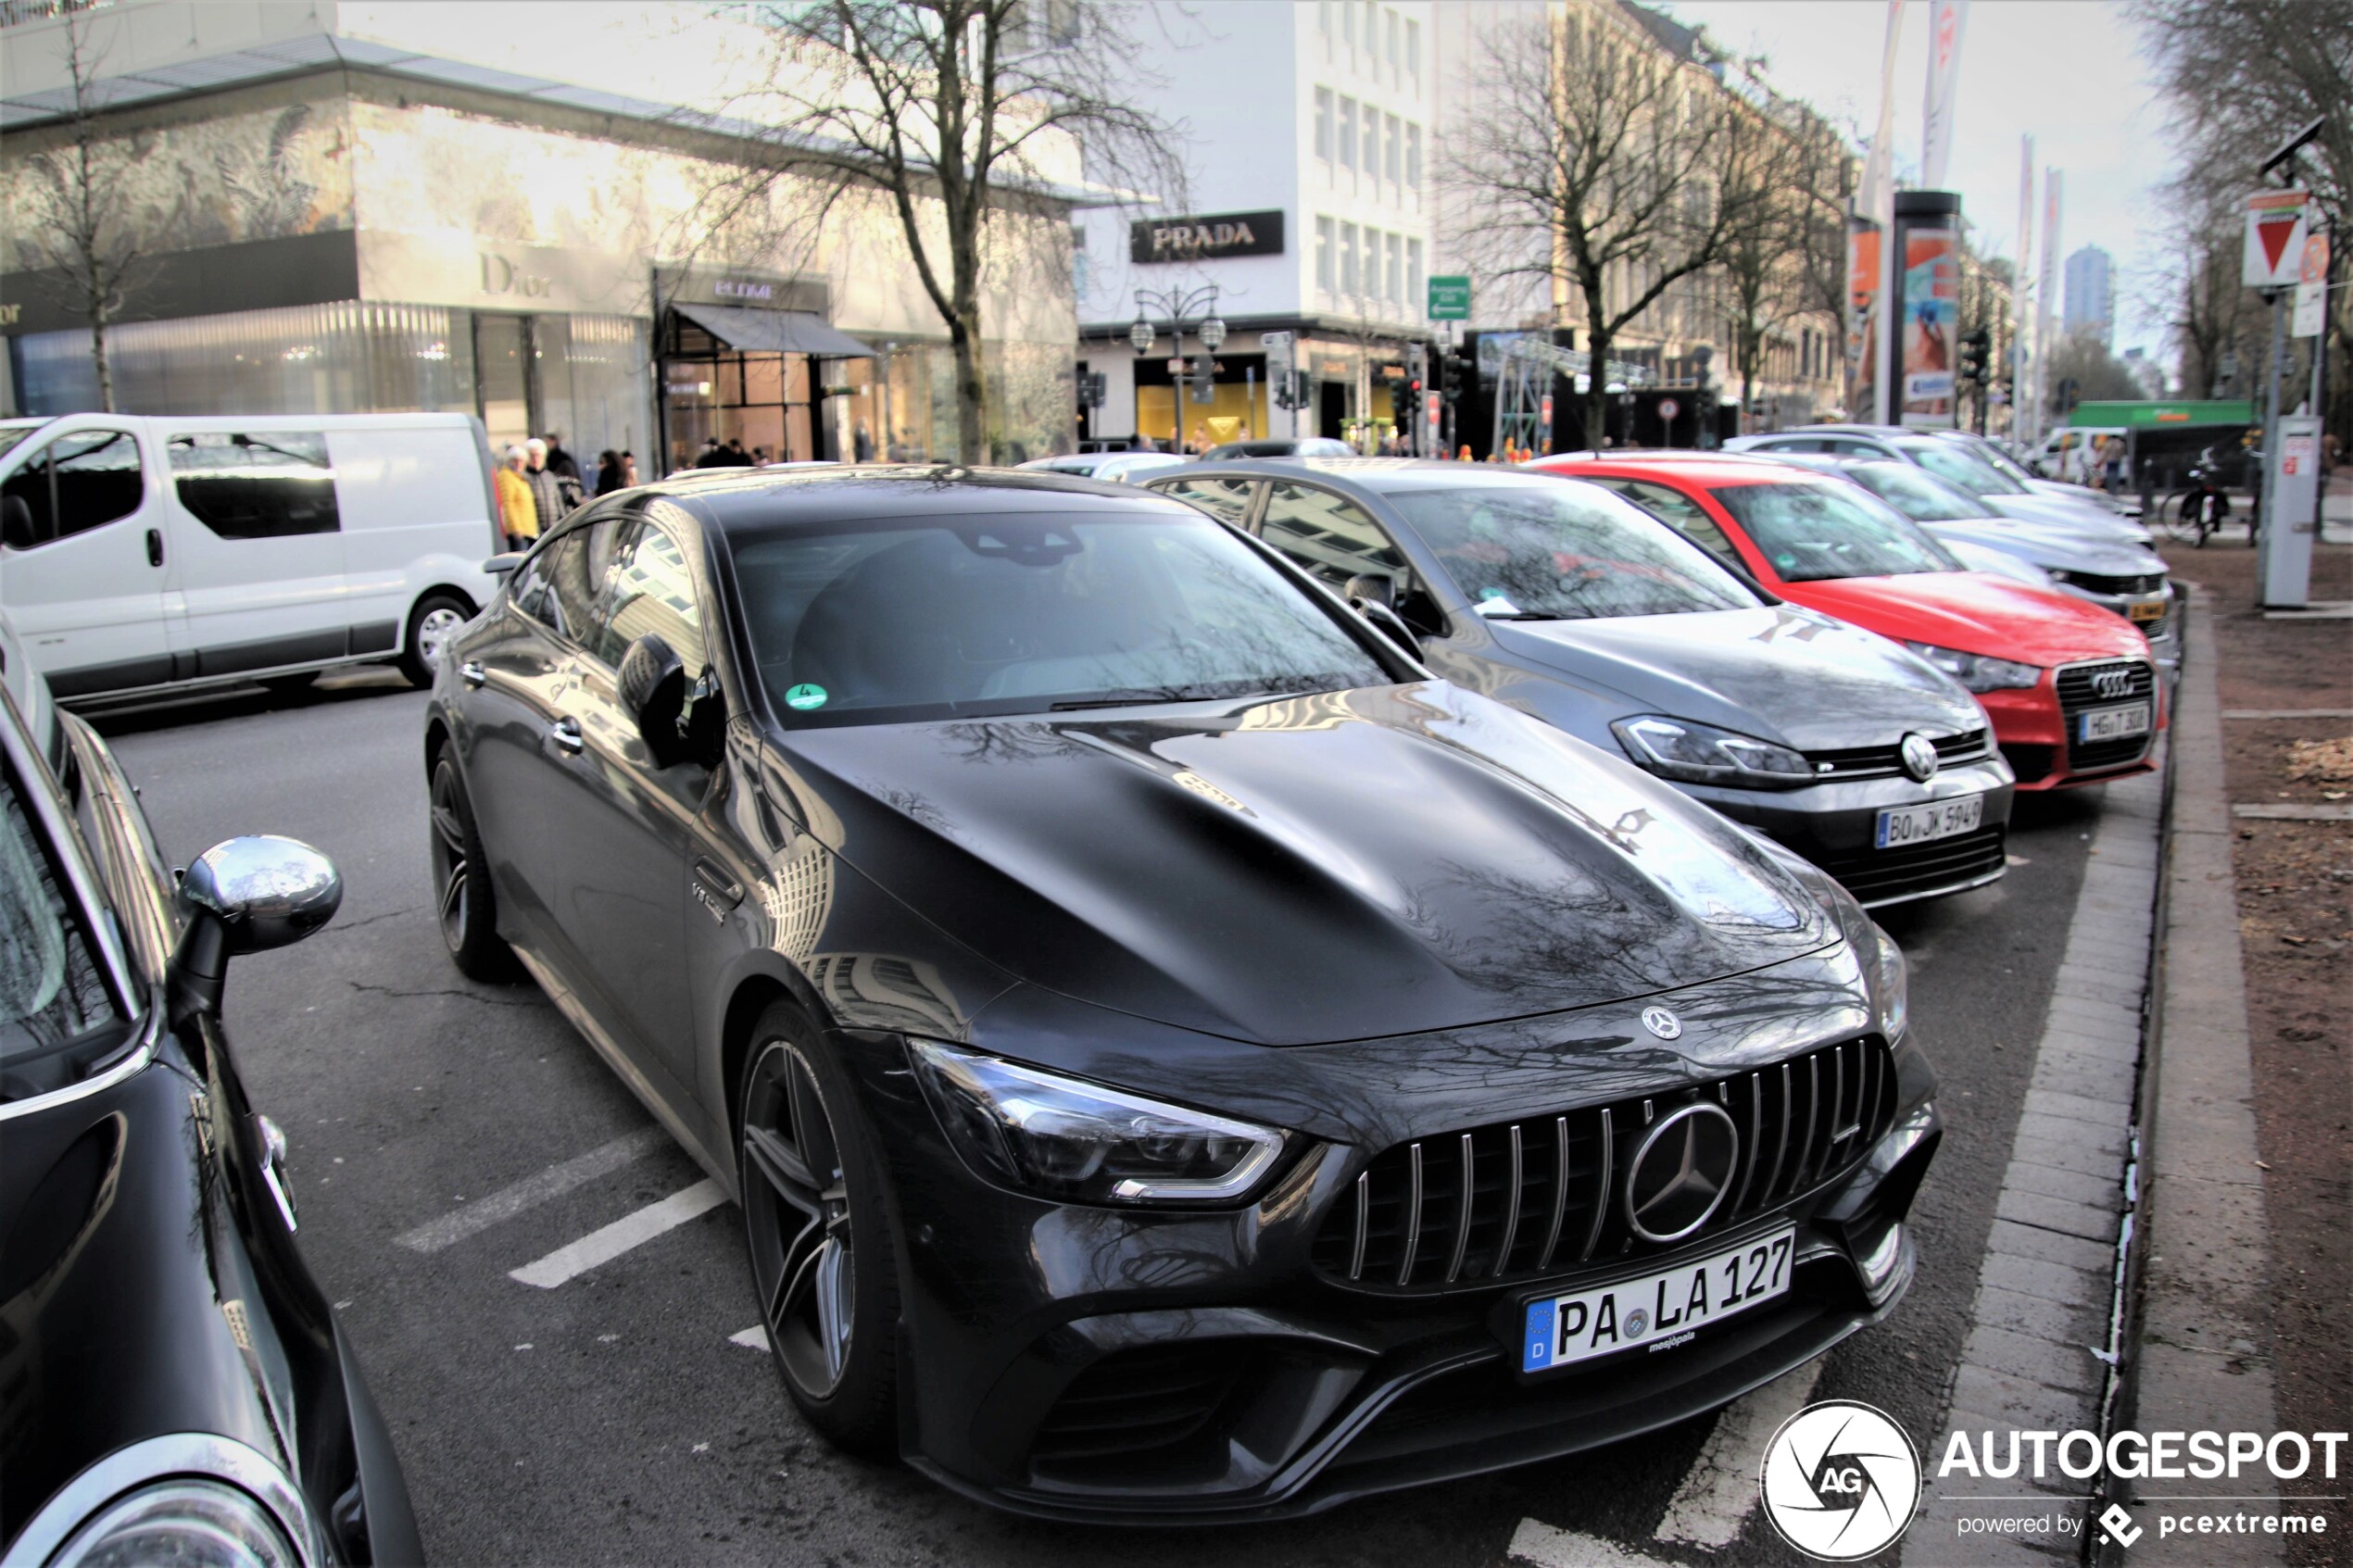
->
[14,6,146,412]
[1715,88,1843,427]
[699,1,1183,463]
[1441,7,1792,446]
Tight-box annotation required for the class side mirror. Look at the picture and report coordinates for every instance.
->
[1345,572,1396,611]
[617,633,689,768]
[484,552,524,575]
[1353,597,1423,659]
[168,836,342,1026]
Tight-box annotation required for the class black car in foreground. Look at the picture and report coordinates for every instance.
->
[424,466,1939,1522]
[0,688,418,1565]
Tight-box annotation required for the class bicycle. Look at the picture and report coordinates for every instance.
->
[2162,447,2238,546]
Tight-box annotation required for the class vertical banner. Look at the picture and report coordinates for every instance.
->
[1848,222,1882,420]
[2013,137,2035,443]
[1921,0,1971,189]
[1900,226,1961,427]
[1861,0,1906,424]
[2034,169,2062,433]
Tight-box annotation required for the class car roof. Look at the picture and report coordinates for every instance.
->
[1532,452,1816,486]
[1162,457,1628,497]
[642,462,1194,532]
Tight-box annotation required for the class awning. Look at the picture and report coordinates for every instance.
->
[671,303,876,358]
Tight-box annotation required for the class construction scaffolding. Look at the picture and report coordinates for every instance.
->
[1478,332,1655,454]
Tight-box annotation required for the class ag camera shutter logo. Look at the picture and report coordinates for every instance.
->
[1760,1399,1922,1561]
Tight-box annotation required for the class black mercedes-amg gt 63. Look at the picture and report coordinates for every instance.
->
[422,467,1939,1522]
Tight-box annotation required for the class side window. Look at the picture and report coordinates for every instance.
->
[166,433,339,539]
[1592,480,1745,571]
[594,521,707,671]
[1152,477,1257,525]
[1,430,145,549]
[1257,482,1409,588]
[1756,438,1820,454]
[512,515,626,646]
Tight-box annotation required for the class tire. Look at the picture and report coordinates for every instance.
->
[426,753,517,982]
[736,1006,900,1455]
[399,591,474,688]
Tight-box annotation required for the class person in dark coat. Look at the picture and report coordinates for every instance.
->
[540,432,581,483]
[596,449,625,495]
[694,438,731,469]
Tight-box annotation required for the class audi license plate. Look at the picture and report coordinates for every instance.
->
[2126,599,2166,623]
[2078,703,2151,743]
[1520,1226,1793,1374]
[1874,794,1983,849]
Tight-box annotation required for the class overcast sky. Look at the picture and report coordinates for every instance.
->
[1665,0,2181,358]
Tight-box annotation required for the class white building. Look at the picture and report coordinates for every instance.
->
[1076,1,1437,449]
[2063,245,2115,350]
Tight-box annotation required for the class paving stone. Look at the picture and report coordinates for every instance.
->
[1948,1364,2095,1433]
[1997,1188,2123,1243]
[2021,1086,2133,1126]
[1985,1219,2116,1276]
[1969,1284,2108,1344]
[1962,1323,2105,1395]
[2004,1160,2125,1212]
[2015,1111,2128,1156]
[1980,1251,2110,1309]
[2006,1132,2126,1182]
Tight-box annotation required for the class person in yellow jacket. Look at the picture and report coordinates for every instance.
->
[495,445,538,550]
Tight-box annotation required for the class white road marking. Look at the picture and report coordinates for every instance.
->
[1652,1360,1822,1548]
[1507,1518,1680,1568]
[729,1324,770,1351]
[508,1179,728,1289]
[396,1125,670,1253]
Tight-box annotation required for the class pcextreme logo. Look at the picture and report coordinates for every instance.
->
[1760,1400,1922,1562]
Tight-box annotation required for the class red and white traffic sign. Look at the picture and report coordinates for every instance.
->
[1658,396,1681,422]
[2244,188,2311,289]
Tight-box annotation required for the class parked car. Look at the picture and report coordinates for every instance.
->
[1151,459,2012,908]
[1014,451,1189,483]
[1772,457,2181,669]
[0,412,502,705]
[1530,453,2165,792]
[0,683,419,1565]
[1199,436,1355,459]
[423,467,1938,1521]
[1726,426,2148,539]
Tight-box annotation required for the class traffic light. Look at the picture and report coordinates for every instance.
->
[1439,348,1466,405]
[1957,329,1991,387]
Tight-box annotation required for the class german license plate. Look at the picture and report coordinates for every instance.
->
[1874,794,1983,849]
[2079,703,2151,743]
[2126,599,2166,623]
[1520,1226,1794,1374]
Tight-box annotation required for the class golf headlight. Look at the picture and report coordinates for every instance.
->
[1611,715,1812,789]
[910,1040,1286,1204]
[1904,641,2041,693]
[1871,923,1910,1041]
[50,1479,302,1568]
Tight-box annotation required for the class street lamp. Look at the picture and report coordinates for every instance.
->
[1129,317,1156,354]
[1132,283,1222,448]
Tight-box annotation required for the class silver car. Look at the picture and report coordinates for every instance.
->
[1727,426,2151,543]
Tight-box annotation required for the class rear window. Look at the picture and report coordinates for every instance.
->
[1710,481,1963,582]
[1,757,129,1102]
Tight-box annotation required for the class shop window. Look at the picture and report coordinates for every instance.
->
[167,433,339,540]
[1,429,144,550]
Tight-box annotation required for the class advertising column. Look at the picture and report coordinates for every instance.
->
[1890,191,1963,430]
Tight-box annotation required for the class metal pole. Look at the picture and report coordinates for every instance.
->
[2258,288,2286,599]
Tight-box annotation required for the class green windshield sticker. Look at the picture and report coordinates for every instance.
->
[785,683,828,710]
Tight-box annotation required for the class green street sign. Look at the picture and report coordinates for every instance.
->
[1427,275,1471,321]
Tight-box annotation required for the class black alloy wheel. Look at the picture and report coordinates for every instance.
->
[737,1010,899,1452]
[427,755,515,981]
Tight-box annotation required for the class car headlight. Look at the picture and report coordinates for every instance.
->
[1610,715,1813,789]
[1903,641,2042,693]
[1871,923,1909,1041]
[51,1479,303,1568]
[909,1040,1286,1204]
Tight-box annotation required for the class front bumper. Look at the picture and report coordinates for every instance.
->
[841,966,1941,1523]
[1980,658,2166,791]
[1679,758,2015,908]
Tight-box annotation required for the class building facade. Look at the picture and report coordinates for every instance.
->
[2063,245,2115,350]
[1,1,1082,468]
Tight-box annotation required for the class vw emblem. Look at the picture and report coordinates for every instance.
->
[1641,1006,1682,1040]
[1898,733,1939,782]
[1624,1102,1741,1243]
[2090,668,2134,700]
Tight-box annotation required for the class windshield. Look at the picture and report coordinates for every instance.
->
[1711,480,1964,582]
[1,758,129,1102]
[733,509,1390,724]
[0,426,46,465]
[1386,483,1756,619]
[1894,437,2025,496]
[1841,463,1988,522]
[1957,438,2039,487]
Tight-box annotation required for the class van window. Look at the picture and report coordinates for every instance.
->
[1,430,145,550]
[167,433,340,539]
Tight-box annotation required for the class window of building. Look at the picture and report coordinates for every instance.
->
[1406,18,1420,89]
[1364,1,1378,63]
[1340,223,1360,295]
[1385,232,1402,304]
[166,432,340,540]
[1338,96,1356,171]
[1315,87,1333,161]
[1408,237,1424,310]
[1387,8,1400,80]
[1318,0,1330,34]
[1316,217,1336,293]
[1341,0,1353,48]
[0,429,145,550]
[1385,113,1402,186]
[1406,122,1422,192]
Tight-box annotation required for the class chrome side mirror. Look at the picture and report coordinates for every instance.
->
[168,836,342,1025]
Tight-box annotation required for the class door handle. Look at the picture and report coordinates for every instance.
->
[550,716,584,754]
[692,857,744,909]
[459,660,487,688]
[145,528,164,568]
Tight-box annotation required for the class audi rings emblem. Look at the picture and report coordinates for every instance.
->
[2089,668,2135,700]
[1897,733,1939,783]
[1623,1102,1742,1243]
[1641,1006,1682,1040]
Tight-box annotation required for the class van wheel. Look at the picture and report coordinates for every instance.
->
[400,592,473,687]
[428,754,516,981]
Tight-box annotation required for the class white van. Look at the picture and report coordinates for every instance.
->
[2030,426,2125,483]
[0,412,502,705]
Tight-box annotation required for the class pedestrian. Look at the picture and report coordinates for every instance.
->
[694,437,729,469]
[596,449,625,495]
[725,436,753,466]
[751,445,772,466]
[2099,433,2127,497]
[1133,431,1157,453]
[540,431,581,483]
[853,420,875,462]
[495,445,537,551]
[523,438,579,528]
[620,451,640,487]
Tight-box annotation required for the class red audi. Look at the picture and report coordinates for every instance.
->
[1524,454,2163,790]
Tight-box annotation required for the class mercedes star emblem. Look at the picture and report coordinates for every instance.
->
[1641,1006,1682,1040]
[1623,1102,1741,1243]
[1898,733,1939,783]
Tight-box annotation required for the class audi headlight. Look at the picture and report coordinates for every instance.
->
[1903,641,2042,693]
[1871,923,1910,1042]
[910,1041,1286,1204]
[1610,715,1813,789]
[51,1479,302,1568]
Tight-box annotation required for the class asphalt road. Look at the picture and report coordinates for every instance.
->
[97,671,2108,1568]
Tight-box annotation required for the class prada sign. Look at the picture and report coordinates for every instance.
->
[1130,210,1286,264]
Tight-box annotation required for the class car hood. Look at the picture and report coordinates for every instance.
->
[1919,518,2167,575]
[1983,493,2150,542]
[1781,571,2153,666]
[1485,605,1982,750]
[779,683,1840,1046]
